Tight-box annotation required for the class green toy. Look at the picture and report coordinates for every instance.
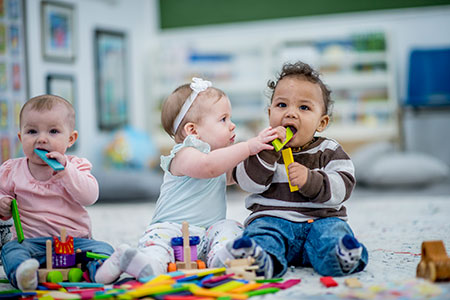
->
[11,198,24,243]
[271,127,294,152]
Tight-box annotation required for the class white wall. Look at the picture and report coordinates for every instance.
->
[25,0,158,166]
[24,2,450,166]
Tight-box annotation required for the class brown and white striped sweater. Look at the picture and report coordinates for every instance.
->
[232,137,356,226]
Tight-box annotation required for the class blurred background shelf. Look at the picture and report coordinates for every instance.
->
[149,30,398,154]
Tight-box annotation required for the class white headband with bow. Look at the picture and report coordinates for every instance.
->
[172,77,212,134]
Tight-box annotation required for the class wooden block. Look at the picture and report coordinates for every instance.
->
[344,277,362,288]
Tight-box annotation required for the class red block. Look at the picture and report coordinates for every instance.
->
[320,276,338,287]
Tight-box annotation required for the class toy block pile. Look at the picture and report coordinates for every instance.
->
[0,268,302,299]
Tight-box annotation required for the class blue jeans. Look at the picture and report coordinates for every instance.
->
[243,216,368,277]
[1,237,114,288]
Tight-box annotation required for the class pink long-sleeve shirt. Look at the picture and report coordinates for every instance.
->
[0,156,99,239]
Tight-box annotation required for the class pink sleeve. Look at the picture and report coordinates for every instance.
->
[56,156,99,206]
[0,160,16,200]
[0,160,15,220]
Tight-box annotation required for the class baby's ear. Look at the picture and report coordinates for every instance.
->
[183,122,198,136]
[68,130,78,148]
[316,115,330,132]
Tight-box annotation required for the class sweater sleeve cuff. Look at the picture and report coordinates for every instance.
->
[299,170,323,199]
[258,149,281,165]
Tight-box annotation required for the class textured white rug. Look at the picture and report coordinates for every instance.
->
[88,189,450,299]
[1,189,450,298]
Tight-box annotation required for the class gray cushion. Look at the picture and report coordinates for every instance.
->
[94,169,163,201]
[352,142,449,187]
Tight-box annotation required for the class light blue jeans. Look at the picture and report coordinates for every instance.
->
[1,237,114,288]
[243,216,369,277]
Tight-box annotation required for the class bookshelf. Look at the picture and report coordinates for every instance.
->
[149,31,398,154]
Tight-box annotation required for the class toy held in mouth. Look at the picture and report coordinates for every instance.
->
[34,148,65,171]
[271,127,294,152]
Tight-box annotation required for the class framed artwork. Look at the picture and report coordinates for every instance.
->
[46,74,75,105]
[94,29,128,130]
[0,0,27,163]
[41,1,75,62]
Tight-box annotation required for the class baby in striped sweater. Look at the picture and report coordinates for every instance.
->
[217,61,369,278]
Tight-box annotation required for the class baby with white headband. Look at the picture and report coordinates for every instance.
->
[95,77,281,283]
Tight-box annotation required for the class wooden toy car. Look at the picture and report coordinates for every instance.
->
[38,229,83,283]
[167,221,206,272]
[416,240,450,281]
[225,257,263,281]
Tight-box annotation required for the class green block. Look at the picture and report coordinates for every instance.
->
[11,199,24,243]
[68,268,83,282]
[47,271,64,283]
[86,251,110,260]
[271,127,293,152]
[246,287,280,297]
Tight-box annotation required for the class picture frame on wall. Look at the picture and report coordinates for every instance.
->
[41,1,75,62]
[0,0,28,163]
[46,74,77,150]
[94,29,128,130]
[46,74,75,106]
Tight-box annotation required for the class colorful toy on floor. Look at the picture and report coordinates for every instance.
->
[10,263,302,299]
[416,240,450,282]
[320,276,338,287]
[168,221,206,272]
[38,229,83,283]
[34,148,65,171]
[225,257,263,281]
[11,198,24,243]
[36,228,109,284]
[345,277,363,288]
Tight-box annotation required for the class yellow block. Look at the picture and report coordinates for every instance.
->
[210,280,244,292]
[126,284,174,298]
[145,274,172,285]
[141,278,175,288]
[229,282,263,293]
[189,285,248,299]
[281,148,299,192]
[195,267,227,277]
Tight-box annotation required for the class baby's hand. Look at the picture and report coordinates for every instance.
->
[46,151,67,169]
[273,126,287,143]
[247,127,278,156]
[287,162,308,188]
[0,197,12,218]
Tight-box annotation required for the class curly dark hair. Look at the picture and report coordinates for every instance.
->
[267,61,333,116]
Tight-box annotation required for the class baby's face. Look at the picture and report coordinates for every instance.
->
[195,95,236,150]
[18,103,76,166]
[268,76,329,148]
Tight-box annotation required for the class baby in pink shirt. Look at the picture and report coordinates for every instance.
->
[0,95,113,290]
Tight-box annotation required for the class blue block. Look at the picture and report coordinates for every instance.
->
[34,149,65,171]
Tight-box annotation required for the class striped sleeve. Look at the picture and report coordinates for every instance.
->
[233,151,280,194]
[298,140,355,206]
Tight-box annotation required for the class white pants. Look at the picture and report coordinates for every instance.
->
[137,219,243,274]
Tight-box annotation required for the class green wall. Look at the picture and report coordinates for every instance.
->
[159,0,450,29]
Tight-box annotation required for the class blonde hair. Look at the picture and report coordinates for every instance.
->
[20,94,76,130]
[161,84,225,143]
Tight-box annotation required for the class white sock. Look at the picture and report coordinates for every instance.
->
[95,244,130,284]
[229,236,274,278]
[209,242,236,268]
[336,234,362,273]
[16,259,39,291]
[120,248,155,279]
